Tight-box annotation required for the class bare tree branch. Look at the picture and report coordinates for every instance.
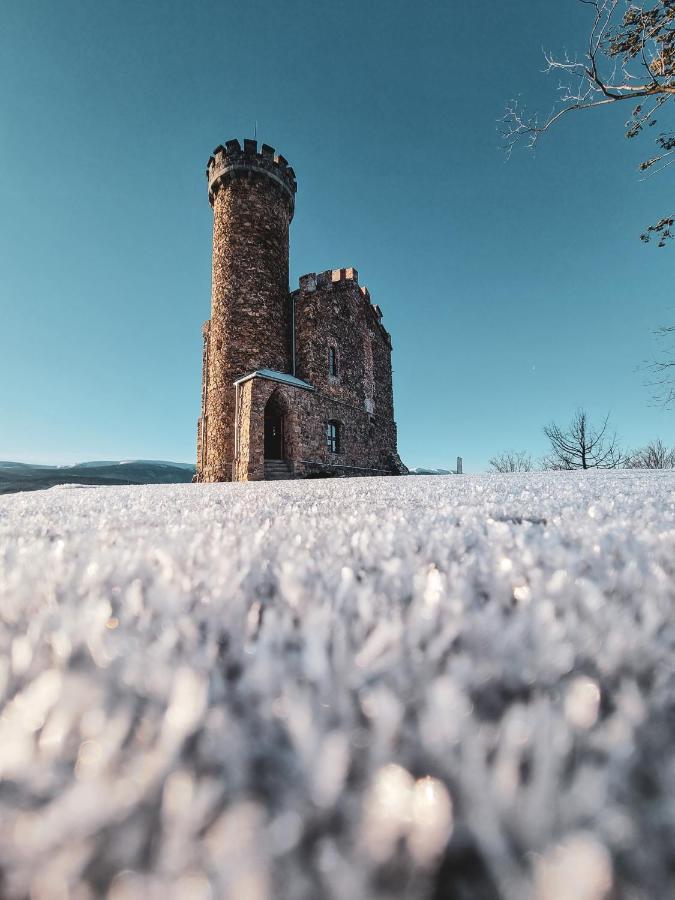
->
[625,437,675,466]
[488,451,535,473]
[504,1,675,407]
[543,409,625,469]
[645,323,675,404]
[502,0,675,244]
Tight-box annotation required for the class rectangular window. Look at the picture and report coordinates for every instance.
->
[328,347,338,377]
[326,421,340,453]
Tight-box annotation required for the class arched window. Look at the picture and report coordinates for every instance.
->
[326,420,341,454]
[328,346,338,377]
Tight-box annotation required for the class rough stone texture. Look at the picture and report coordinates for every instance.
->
[195,139,406,482]
[233,379,317,482]
[233,369,402,482]
[292,269,403,477]
[196,141,295,482]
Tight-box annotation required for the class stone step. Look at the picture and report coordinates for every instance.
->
[264,461,293,481]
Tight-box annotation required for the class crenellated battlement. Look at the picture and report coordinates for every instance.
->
[299,268,360,292]
[206,139,297,213]
[297,267,388,334]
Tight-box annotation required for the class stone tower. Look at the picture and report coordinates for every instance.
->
[195,139,297,482]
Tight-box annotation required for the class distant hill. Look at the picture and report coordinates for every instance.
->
[0,461,458,494]
[0,460,196,495]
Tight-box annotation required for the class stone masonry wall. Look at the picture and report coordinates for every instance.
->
[292,269,405,475]
[196,141,295,482]
[234,379,315,481]
[233,373,402,482]
[195,139,406,482]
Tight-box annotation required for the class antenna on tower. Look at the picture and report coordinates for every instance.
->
[254,120,258,140]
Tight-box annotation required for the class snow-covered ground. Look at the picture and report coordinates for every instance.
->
[0,472,674,900]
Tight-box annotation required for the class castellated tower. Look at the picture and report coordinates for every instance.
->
[196,139,297,482]
[195,137,407,483]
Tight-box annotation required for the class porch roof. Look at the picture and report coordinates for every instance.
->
[233,368,315,392]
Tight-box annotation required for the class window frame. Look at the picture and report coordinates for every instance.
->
[328,346,338,378]
[326,420,341,454]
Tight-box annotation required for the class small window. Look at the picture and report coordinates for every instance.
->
[326,420,340,454]
[328,346,338,377]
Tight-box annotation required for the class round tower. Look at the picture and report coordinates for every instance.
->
[196,139,297,482]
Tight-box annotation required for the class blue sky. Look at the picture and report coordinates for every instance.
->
[1,0,672,471]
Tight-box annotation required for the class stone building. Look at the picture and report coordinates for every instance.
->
[195,138,407,482]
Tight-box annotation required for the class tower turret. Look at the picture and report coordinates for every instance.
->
[196,139,297,482]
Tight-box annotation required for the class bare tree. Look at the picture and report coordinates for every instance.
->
[543,409,625,469]
[503,0,675,246]
[625,437,675,466]
[488,451,534,473]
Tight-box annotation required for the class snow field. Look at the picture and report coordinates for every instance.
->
[0,472,674,899]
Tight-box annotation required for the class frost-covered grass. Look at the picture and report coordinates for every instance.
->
[0,472,674,900]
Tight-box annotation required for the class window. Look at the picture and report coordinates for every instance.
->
[326,420,340,454]
[328,346,338,377]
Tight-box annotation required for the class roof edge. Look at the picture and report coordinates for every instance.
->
[233,368,315,392]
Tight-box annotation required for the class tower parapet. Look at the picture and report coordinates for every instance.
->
[206,139,297,214]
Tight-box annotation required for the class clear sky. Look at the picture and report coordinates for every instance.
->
[1,0,673,471]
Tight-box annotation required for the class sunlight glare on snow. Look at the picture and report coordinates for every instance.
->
[363,765,453,865]
[409,776,453,865]
[534,832,613,900]
[564,677,601,730]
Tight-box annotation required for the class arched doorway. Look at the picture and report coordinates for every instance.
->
[264,393,285,460]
